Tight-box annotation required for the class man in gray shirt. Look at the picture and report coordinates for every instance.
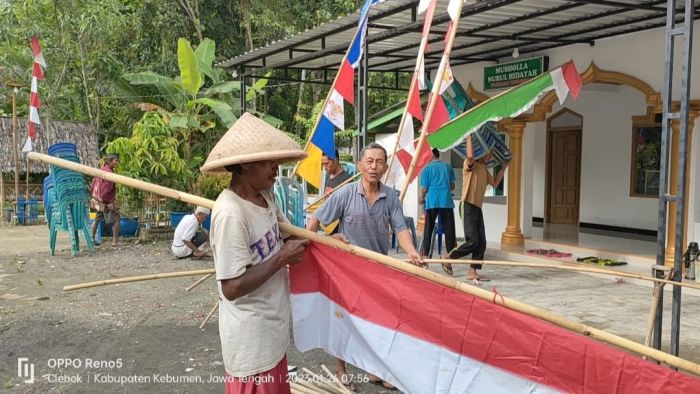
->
[306,142,423,390]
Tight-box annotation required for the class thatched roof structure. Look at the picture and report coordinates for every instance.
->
[0,117,99,173]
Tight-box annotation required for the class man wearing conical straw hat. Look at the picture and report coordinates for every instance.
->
[201,113,309,393]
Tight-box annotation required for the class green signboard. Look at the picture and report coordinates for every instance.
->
[483,56,549,91]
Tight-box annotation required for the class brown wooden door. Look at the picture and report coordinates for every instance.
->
[548,129,581,224]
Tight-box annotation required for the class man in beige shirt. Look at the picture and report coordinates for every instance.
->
[448,134,508,282]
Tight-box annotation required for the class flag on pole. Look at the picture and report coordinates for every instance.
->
[296,0,383,189]
[389,3,454,186]
[291,242,700,393]
[24,36,47,153]
[447,0,462,21]
[429,61,582,150]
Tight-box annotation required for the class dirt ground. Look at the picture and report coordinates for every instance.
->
[1,224,699,393]
[0,225,394,393]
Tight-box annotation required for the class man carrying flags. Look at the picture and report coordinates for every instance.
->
[448,134,508,283]
[306,142,423,390]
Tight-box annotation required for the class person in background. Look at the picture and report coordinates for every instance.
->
[320,149,352,235]
[322,149,351,194]
[91,153,120,246]
[307,142,423,390]
[419,148,457,276]
[448,135,508,282]
[171,206,210,258]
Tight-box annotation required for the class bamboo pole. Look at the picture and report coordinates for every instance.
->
[304,174,358,212]
[290,382,320,394]
[295,379,325,394]
[644,270,674,350]
[301,368,346,394]
[419,258,700,291]
[31,153,700,375]
[11,87,20,220]
[25,156,30,200]
[399,2,466,202]
[186,273,213,292]
[64,269,215,291]
[320,365,354,394]
[199,301,219,329]
[291,23,366,177]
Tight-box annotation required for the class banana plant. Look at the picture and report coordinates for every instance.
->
[122,38,239,164]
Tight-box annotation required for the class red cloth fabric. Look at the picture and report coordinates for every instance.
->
[225,355,290,394]
[91,165,116,204]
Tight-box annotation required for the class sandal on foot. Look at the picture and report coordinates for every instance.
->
[368,379,397,390]
[441,263,453,276]
[335,375,357,392]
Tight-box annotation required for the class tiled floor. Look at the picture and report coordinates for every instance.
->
[530,223,658,258]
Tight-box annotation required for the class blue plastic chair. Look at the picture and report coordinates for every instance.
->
[274,176,305,228]
[340,162,357,177]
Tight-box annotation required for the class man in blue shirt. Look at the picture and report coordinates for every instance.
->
[420,148,456,275]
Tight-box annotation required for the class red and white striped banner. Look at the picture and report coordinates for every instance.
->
[23,36,46,153]
[290,242,700,393]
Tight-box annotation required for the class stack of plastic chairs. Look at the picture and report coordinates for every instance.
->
[44,143,95,256]
[274,176,305,228]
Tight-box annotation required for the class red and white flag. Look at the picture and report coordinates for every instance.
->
[291,243,700,393]
[23,36,46,153]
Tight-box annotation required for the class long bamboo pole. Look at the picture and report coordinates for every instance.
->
[12,88,20,219]
[644,269,674,351]
[303,173,357,212]
[420,258,700,291]
[291,20,366,177]
[64,269,215,291]
[199,301,219,329]
[30,153,700,375]
[399,3,466,202]
[186,273,213,292]
[320,365,354,394]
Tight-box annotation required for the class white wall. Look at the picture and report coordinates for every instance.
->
[447,22,700,243]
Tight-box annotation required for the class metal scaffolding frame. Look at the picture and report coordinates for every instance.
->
[654,0,695,359]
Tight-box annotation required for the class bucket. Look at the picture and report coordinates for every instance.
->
[120,218,139,237]
[169,212,188,229]
[203,215,211,231]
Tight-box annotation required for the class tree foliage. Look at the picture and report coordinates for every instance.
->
[2,0,407,164]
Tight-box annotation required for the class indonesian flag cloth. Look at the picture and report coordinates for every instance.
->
[290,242,700,393]
[428,60,582,150]
[24,36,47,153]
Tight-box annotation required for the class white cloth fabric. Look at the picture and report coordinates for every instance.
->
[211,189,291,377]
[171,214,199,258]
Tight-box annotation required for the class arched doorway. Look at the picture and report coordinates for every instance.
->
[545,109,583,225]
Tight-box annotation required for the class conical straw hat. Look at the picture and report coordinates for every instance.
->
[201,113,307,174]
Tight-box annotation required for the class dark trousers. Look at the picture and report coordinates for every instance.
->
[449,203,486,270]
[192,230,207,247]
[420,208,456,257]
